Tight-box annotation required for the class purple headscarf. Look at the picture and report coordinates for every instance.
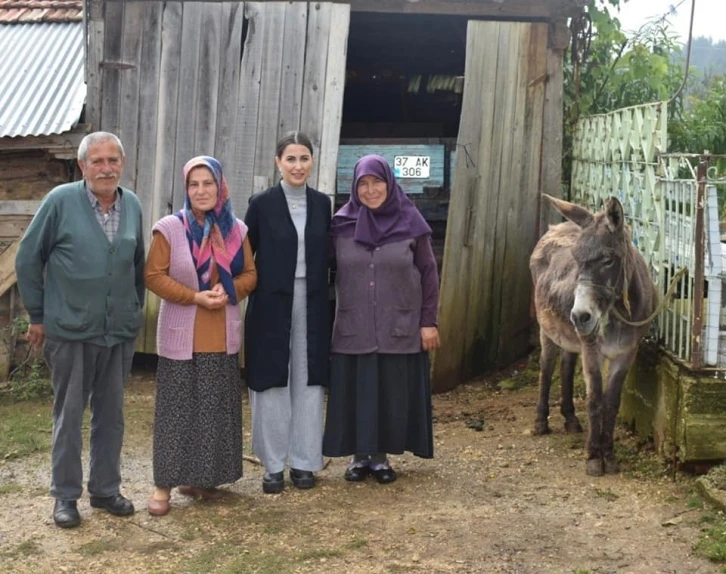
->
[331,155,431,247]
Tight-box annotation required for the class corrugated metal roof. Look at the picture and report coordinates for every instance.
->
[0,1,82,24]
[0,22,86,137]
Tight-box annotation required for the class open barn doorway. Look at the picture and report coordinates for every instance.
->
[336,12,470,272]
[338,13,552,391]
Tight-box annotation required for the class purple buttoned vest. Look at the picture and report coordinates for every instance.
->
[331,236,423,354]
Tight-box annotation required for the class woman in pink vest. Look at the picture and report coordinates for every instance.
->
[323,154,441,484]
[144,156,257,515]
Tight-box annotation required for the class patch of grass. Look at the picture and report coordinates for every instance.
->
[345,537,368,550]
[701,513,717,524]
[688,497,706,509]
[180,525,201,541]
[77,538,122,557]
[0,483,23,496]
[592,487,618,502]
[183,545,287,574]
[135,541,179,555]
[497,378,520,391]
[573,569,591,574]
[220,552,286,574]
[0,401,52,460]
[6,359,52,402]
[2,539,41,558]
[183,544,236,574]
[296,547,344,562]
[694,514,726,563]
[614,443,666,480]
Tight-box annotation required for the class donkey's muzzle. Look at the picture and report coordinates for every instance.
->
[570,310,595,334]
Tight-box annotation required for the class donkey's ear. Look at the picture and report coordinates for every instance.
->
[543,194,593,228]
[605,197,624,233]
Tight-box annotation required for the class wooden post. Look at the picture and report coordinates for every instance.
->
[539,19,569,233]
[691,159,707,369]
[85,0,105,131]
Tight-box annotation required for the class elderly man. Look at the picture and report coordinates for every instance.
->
[15,132,145,528]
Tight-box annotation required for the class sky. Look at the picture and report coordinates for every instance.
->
[615,0,726,44]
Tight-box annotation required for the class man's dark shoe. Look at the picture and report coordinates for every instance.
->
[344,465,370,482]
[262,471,284,494]
[371,466,397,484]
[90,493,135,516]
[53,499,81,528]
[289,468,316,489]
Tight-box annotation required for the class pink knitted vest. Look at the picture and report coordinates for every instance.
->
[153,215,243,360]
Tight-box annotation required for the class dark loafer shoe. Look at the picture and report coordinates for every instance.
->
[289,468,316,489]
[90,493,135,516]
[371,466,397,484]
[53,499,81,528]
[344,465,370,482]
[262,471,284,494]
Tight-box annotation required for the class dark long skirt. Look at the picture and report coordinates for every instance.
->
[153,353,243,488]
[322,352,434,458]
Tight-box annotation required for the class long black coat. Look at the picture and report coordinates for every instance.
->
[244,183,331,392]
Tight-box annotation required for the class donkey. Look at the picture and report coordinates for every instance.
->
[530,194,658,476]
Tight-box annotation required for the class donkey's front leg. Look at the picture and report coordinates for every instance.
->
[601,349,637,474]
[560,351,583,433]
[534,333,558,435]
[581,343,605,476]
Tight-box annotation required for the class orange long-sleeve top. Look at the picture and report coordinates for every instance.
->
[144,231,257,353]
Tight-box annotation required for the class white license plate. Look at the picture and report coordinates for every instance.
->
[393,156,430,179]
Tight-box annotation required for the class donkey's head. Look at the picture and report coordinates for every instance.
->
[545,194,631,337]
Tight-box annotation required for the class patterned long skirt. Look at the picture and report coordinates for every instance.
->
[153,353,243,488]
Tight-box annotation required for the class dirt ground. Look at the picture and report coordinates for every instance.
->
[0,359,722,574]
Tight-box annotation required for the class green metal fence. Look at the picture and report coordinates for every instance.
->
[571,101,726,368]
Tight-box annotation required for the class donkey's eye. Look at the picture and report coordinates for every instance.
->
[602,258,614,268]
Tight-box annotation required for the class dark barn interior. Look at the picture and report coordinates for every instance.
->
[341,12,468,139]
[338,12,471,271]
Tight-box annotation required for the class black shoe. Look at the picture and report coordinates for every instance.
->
[262,471,284,494]
[371,466,397,484]
[53,499,81,528]
[290,468,316,489]
[89,493,135,517]
[344,465,370,482]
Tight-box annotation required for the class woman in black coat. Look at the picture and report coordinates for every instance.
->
[244,131,331,494]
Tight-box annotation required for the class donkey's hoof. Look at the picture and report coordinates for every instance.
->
[533,421,551,436]
[564,417,583,434]
[603,456,619,474]
[586,458,604,476]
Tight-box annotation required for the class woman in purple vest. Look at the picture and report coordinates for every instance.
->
[144,156,257,515]
[323,154,441,483]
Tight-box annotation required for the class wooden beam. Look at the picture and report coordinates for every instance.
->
[539,19,568,232]
[0,131,86,153]
[0,240,20,299]
[0,201,41,216]
[99,0,586,19]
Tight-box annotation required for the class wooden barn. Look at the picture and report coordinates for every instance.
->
[0,0,88,377]
[6,0,586,391]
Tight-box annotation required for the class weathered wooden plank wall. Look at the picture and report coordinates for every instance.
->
[0,153,71,200]
[91,1,350,353]
[432,21,548,392]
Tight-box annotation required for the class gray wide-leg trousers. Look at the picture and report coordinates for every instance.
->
[250,279,325,474]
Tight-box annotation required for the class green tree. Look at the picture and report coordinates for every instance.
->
[563,0,684,179]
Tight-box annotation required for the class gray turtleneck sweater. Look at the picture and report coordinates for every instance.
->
[281,180,307,278]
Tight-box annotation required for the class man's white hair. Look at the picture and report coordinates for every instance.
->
[77,132,125,162]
